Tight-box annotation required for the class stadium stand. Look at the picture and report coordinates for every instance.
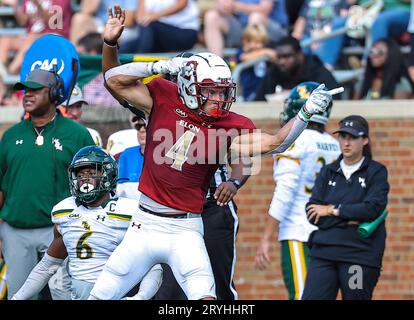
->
[0,5,25,36]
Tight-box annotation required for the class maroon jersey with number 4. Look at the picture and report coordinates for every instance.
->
[138,77,256,213]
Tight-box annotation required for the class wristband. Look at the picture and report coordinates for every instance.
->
[104,38,120,50]
[147,61,156,75]
[298,106,312,121]
[228,178,241,189]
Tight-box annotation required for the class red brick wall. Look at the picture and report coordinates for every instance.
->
[234,119,414,300]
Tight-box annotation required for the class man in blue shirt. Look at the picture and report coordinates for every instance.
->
[116,117,147,200]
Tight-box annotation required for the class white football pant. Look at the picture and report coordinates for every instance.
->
[89,210,216,300]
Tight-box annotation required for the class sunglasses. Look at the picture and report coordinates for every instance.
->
[369,48,387,57]
[135,123,146,130]
[277,52,296,59]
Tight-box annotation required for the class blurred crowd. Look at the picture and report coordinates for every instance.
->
[1,0,414,106]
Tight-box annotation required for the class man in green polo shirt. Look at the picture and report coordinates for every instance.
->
[0,69,95,299]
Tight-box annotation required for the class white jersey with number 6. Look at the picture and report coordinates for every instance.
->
[269,129,340,242]
[51,197,140,283]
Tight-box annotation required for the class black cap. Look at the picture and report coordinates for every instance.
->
[14,69,56,91]
[333,115,369,137]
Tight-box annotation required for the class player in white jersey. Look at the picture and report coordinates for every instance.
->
[255,82,340,300]
[12,146,162,300]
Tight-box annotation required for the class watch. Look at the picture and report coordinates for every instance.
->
[228,178,241,189]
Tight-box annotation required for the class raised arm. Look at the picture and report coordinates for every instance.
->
[103,5,188,115]
[102,5,153,114]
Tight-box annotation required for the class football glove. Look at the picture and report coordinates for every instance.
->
[148,57,188,76]
[298,83,332,121]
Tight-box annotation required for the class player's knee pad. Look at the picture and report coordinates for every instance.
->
[105,256,130,277]
[104,243,138,277]
[89,274,123,300]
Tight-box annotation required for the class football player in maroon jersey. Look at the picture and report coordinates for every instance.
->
[88,5,334,300]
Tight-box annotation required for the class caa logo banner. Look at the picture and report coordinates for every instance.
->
[20,34,80,102]
[31,58,65,75]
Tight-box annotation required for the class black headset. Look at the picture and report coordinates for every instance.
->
[49,65,65,105]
